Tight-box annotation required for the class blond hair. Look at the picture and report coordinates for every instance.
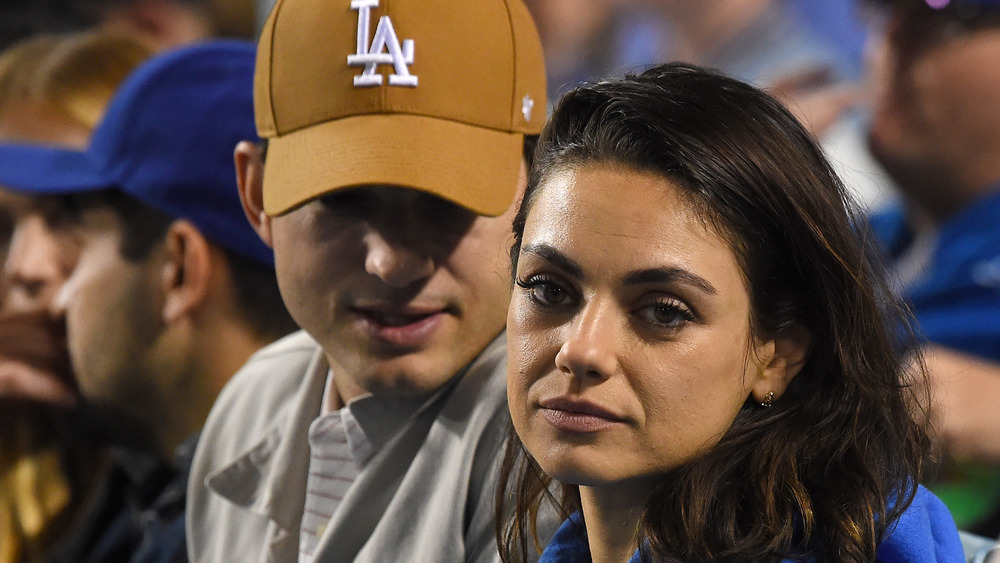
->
[0,31,150,132]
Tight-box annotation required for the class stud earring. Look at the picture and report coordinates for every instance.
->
[760,391,774,408]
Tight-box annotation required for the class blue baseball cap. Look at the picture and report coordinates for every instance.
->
[0,40,272,265]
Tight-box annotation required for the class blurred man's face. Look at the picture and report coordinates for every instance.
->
[866,1,1000,214]
[0,100,90,315]
[0,101,90,405]
[0,194,82,315]
[50,204,172,449]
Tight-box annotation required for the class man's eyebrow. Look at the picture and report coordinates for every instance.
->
[623,268,717,295]
[520,243,584,279]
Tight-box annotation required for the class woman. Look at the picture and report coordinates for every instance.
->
[498,63,963,562]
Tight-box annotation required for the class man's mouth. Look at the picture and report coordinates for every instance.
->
[351,306,450,347]
[363,310,436,327]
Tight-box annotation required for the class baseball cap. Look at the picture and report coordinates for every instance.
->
[256,0,547,217]
[0,40,273,265]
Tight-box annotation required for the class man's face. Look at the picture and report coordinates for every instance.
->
[53,205,165,427]
[867,1,1000,208]
[267,170,525,401]
[0,100,91,315]
[0,100,92,405]
[0,194,83,315]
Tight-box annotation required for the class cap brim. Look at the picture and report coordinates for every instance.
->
[261,114,524,217]
[0,144,109,195]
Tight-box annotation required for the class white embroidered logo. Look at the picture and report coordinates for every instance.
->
[521,94,534,122]
[347,0,417,88]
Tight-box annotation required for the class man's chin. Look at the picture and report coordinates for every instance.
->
[357,368,459,398]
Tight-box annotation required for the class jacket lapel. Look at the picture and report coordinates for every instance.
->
[205,349,330,561]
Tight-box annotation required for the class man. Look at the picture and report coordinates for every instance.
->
[862,0,1000,535]
[0,40,296,561]
[0,30,151,405]
[186,0,549,561]
[0,31,150,563]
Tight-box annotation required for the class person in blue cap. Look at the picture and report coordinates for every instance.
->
[861,0,1000,536]
[0,40,297,562]
[0,31,151,563]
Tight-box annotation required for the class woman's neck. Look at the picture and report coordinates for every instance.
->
[579,484,647,563]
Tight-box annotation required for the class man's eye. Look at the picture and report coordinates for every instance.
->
[319,190,377,211]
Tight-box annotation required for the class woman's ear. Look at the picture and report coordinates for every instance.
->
[161,220,212,324]
[751,325,812,404]
[234,140,273,247]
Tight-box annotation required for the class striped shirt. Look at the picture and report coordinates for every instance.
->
[298,373,374,562]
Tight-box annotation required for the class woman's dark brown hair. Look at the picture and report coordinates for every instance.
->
[496,62,930,562]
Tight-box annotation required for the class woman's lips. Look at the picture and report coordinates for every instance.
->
[538,396,626,433]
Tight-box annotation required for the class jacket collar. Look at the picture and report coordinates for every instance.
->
[202,342,474,531]
[205,346,328,537]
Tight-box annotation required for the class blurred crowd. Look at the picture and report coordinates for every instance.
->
[0,0,999,561]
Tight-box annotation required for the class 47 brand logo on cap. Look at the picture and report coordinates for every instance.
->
[347,0,417,87]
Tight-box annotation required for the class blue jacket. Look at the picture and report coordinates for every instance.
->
[538,485,963,562]
[868,189,1000,362]
[869,189,1000,531]
[42,435,196,563]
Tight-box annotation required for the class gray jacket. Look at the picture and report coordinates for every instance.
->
[186,330,514,562]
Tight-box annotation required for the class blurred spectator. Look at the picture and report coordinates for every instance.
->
[0,41,297,562]
[793,0,869,76]
[639,0,860,84]
[0,31,150,563]
[643,0,897,211]
[861,0,1000,536]
[524,0,896,209]
[524,0,633,96]
[0,0,256,54]
[90,0,257,50]
[525,0,863,93]
[0,1,93,52]
[253,0,276,35]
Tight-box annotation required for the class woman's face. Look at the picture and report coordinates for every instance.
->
[508,163,784,492]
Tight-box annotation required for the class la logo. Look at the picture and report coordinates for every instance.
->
[347,0,417,87]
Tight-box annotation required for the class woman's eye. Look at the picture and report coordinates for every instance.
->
[533,283,568,305]
[636,300,694,327]
[516,276,574,307]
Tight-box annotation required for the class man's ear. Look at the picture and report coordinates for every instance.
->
[234,140,273,247]
[161,220,213,324]
[750,325,812,404]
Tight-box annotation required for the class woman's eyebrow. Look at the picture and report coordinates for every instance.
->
[521,242,717,295]
[623,268,717,295]
[520,243,584,279]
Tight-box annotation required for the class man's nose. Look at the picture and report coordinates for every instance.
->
[363,227,435,288]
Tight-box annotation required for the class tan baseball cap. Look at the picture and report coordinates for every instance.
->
[255,0,547,217]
